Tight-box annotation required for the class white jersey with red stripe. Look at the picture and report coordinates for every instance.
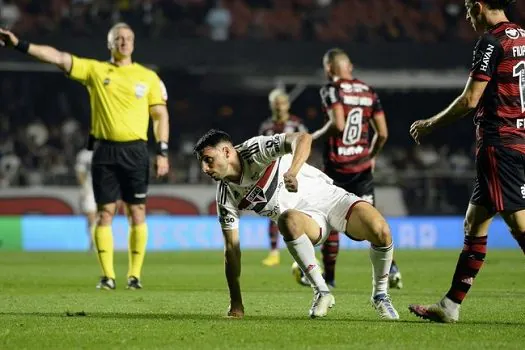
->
[216,134,364,243]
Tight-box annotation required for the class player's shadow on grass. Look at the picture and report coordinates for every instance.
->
[0,312,524,326]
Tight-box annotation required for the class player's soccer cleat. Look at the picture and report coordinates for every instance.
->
[96,276,115,290]
[309,291,335,319]
[388,263,403,289]
[389,271,403,289]
[262,250,280,266]
[408,299,460,323]
[371,293,399,320]
[126,276,143,290]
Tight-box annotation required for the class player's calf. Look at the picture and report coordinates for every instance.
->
[346,202,395,307]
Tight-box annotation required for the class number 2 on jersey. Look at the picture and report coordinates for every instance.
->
[343,108,363,145]
[513,61,525,113]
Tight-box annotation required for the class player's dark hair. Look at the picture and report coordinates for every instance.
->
[324,48,347,63]
[481,0,516,9]
[193,129,232,155]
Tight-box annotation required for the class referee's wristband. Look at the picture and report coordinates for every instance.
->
[157,141,169,157]
[14,40,30,54]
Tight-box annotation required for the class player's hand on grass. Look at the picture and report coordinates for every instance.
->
[410,119,433,144]
[227,302,244,318]
[283,171,298,192]
[155,155,169,178]
[0,28,18,47]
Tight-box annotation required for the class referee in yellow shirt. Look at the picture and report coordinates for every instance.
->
[1,23,170,290]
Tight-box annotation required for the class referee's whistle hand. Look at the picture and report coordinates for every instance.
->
[155,155,169,178]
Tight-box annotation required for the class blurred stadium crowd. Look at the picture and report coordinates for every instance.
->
[1,0,523,42]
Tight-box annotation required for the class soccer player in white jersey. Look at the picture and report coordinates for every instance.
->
[194,129,399,319]
[76,148,96,251]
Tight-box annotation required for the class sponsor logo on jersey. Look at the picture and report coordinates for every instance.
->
[219,206,235,224]
[505,27,525,40]
[506,27,520,40]
[480,44,495,72]
[337,145,365,156]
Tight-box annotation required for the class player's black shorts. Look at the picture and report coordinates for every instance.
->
[470,145,525,212]
[91,139,150,205]
[324,167,375,206]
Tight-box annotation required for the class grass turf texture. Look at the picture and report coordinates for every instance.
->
[0,250,524,349]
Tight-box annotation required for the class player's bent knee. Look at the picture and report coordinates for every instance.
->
[370,219,392,247]
[277,210,303,240]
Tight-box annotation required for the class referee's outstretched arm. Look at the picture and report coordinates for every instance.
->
[0,28,72,72]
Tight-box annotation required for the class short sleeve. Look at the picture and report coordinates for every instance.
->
[469,34,503,82]
[319,84,342,109]
[148,73,168,106]
[68,56,95,85]
[216,183,240,230]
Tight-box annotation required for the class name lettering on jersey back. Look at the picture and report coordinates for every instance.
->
[513,46,525,58]
[343,95,373,106]
[340,82,370,93]
[481,44,495,72]
[337,145,364,156]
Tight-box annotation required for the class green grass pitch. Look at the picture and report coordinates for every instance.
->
[0,250,524,349]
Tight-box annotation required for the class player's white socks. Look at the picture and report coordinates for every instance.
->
[286,234,330,293]
[370,243,394,297]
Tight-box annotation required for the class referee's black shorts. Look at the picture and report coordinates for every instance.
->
[91,139,150,206]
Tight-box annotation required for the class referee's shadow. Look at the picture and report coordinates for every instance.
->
[0,311,524,326]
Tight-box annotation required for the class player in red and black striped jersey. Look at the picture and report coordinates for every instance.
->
[311,48,402,289]
[259,89,308,267]
[409,0,525,323]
